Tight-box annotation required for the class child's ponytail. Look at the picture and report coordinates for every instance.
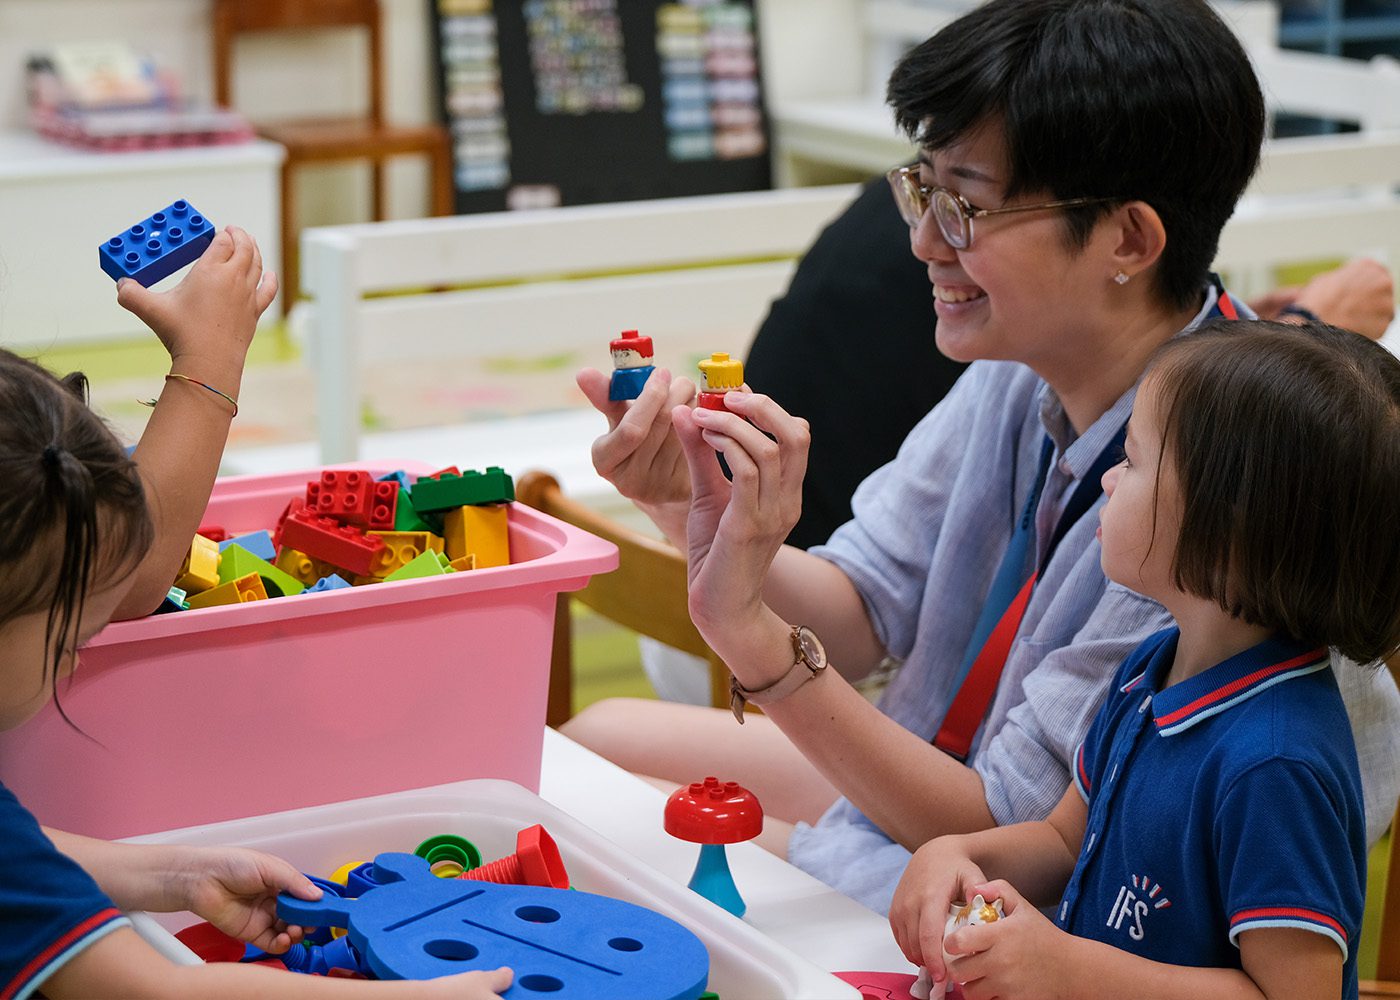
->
[0,352,152,696]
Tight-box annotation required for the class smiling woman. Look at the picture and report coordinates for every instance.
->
[561,0,1400,952]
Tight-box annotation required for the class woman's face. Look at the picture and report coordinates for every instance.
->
[910,124,1121,370]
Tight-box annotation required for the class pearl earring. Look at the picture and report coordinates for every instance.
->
[1114,271,1130,285]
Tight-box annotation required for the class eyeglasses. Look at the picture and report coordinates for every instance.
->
[886,164,1115,250]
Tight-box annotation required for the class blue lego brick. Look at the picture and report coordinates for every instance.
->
[609,365,656,401]
[98,199,216,286]
[219,530,275,561]
[305,573,352,594]
[278,852,708,997]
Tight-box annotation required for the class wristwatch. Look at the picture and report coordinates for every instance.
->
[729,625,828,724]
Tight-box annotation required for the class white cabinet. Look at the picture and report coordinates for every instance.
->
[0,132,282,349]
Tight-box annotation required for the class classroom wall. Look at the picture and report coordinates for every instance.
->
[0,0,866,226]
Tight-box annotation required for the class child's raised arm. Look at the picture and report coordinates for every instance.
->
[42,926,513,999]
[888,783,1085,989]
[110,226,277,619]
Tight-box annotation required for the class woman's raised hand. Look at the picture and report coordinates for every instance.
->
[577,367,696,515]
[672,389,810,638]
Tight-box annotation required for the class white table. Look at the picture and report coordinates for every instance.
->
[0,131,282,350]
[539,728,910,976]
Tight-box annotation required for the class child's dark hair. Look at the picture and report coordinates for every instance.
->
[887,0,1265,312]
[0,349,152,700]
[1146,321,1400,665]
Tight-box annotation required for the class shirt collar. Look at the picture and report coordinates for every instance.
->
[1122,630,1330,737]
[1037,279,1252,476]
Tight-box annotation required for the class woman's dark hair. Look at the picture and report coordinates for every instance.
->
[1145,321,1400,665]
[0,349,152,708]
[887,0,1265,311]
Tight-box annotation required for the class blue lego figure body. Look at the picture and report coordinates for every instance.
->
[98,199,216,286]
[609,366,656,401]
[278,852,709,999]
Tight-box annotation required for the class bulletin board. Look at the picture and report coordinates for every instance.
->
[428,0,772,214]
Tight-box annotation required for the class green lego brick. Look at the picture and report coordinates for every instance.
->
[393,493,435,533]
[383,549,451,582]
[409,466,515,513]
[218,543,306,597]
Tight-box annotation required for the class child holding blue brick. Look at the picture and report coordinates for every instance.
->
[0,348,512,997]
[105,225,276,620]
[888,321,1400,999]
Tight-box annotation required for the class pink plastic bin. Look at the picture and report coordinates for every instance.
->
[0,462,617,839]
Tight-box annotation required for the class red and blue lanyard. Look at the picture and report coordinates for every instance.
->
[933,285,1239,761]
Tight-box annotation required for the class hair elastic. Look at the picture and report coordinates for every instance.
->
[41,445,62,468]
[140,373,238,418]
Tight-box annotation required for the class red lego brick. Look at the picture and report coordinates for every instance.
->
[279,509,385,577]
[305,471,398,530]
[196,523,228,543]
[271,496,306,550]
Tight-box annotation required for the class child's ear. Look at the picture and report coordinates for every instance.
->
[1108,201,1168,281]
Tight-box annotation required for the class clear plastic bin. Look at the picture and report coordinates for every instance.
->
[126,779,860,999]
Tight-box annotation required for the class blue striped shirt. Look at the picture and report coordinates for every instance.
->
[789,293,1400,914]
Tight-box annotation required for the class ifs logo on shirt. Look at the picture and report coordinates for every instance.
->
[1106,874,1173,941]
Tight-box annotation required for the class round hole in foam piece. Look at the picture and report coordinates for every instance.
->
[514,905,561,923]
[422,939,479,961]
[608,937,643,952]
[519,974,564,992]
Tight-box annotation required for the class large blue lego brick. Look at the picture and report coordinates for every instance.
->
[98,199,216,286]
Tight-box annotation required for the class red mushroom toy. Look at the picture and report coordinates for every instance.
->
[664,776,763,918]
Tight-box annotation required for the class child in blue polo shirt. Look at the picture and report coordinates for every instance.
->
[889,320,1400,1000]
[0,348,512,997]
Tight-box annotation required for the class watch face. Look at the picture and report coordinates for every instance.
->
[796,626,827,669]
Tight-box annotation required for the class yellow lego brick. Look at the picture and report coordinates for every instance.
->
[186,572,267,609]
[174,534,220,594]
[274,547,335,586]
[448,504,510,569]
[365,531,444,578]
[448,554,476,572]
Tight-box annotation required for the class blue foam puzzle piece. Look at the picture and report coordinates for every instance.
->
[278,852,708,999]
[220,530,275,561]
[98,199,216,286]
[609,366,655,401]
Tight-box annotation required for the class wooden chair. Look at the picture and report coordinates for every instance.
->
[212,0,454,312]
[1360,652,1400,997]
[515,471,729,727]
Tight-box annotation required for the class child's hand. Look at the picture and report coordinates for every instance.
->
[176,846,321,955]
[943,880,1080,1000]
[115,225,277,374]
[420,967,514,997]
[888,838,990,989]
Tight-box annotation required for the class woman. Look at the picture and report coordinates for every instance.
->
[565,0,1400,914]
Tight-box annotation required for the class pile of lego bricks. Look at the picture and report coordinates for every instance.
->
[161,466,515,613]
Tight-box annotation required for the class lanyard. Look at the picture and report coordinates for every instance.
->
[933,284,1238,761]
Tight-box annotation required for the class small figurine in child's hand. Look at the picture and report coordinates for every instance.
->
[696,352,744,412]
[934,895,1003,994]
[608,330,656,400]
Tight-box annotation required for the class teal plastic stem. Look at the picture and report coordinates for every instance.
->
[687,843,746,918]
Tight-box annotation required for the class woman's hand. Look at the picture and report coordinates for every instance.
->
[115,226,277,381]
[889,837,990,990]
[578,367,697,525]
[174,845,321,955]
[944,880,1082,1000]
[672,390,810,646]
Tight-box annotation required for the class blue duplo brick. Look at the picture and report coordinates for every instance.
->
[98,199,216,286]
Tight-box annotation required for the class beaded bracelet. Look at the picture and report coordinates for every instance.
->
[140,373,239,417]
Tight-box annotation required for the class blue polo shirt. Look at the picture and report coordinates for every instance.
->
[1058,628,1364,997]
[0,781,128,1000]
